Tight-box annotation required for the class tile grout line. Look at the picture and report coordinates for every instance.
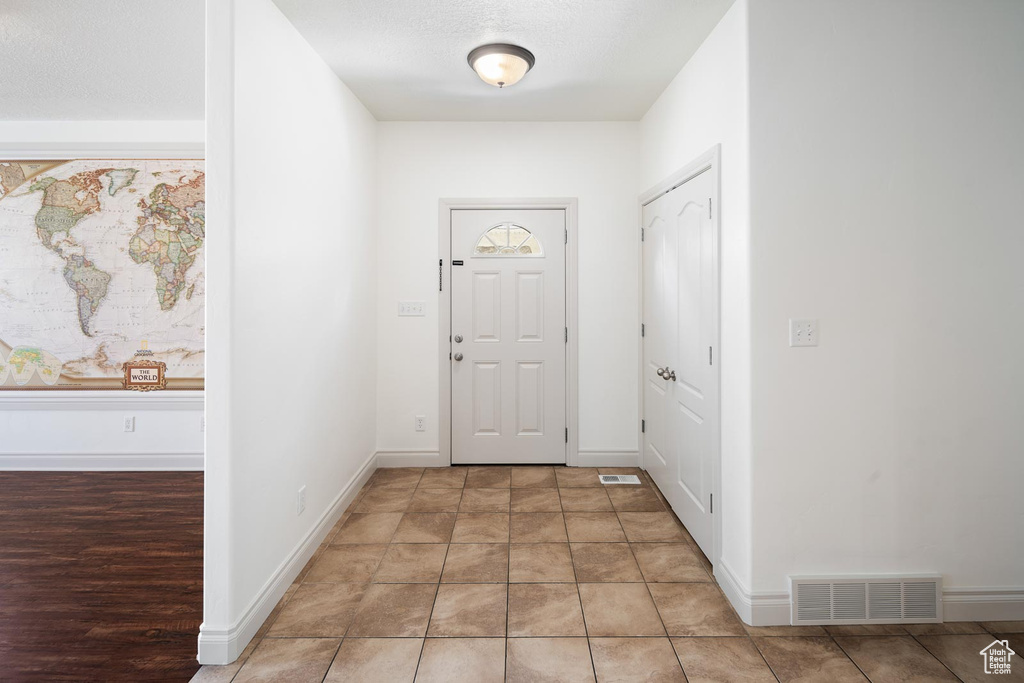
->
[747,636,785,683]
[408,470,440,682]
[505,489,511,683]
[505,473,512,681]
[412,538,449,678]
[827,635,873,682]
[906,632,970,682]
[504,504,513,679]
[563,495,601,682]
[317,640,344,683]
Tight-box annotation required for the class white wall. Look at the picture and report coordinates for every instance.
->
[639,0,754,604]
[0,120,205,471]
[375,122,640,462]
[201,0,378,663]
[746,0,1024,612]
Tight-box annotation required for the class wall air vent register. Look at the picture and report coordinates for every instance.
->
[790,575,942,625]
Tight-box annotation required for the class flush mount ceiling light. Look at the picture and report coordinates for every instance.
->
[467,43,535,88]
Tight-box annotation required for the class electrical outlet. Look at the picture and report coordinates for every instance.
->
[415,415,426,432]
[789,319,819,347]
[398,301,425,317]
[123,416,135,432]
[297,486,306,516]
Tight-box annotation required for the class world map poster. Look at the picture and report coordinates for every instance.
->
[0,159,204,389]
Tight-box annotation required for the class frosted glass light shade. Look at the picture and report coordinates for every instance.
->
[468,44,535,88]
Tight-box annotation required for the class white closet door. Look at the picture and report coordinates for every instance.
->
[642,191,677,504]
[642,168,717,559]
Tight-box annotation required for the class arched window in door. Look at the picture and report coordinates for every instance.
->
[473,223,543,256]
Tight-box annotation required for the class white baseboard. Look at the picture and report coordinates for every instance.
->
[943,587,1024,622]
[197,451,377,665]
[0,451,203,471]
[375,450,641,468]
[575,449,640,467]
[375,450,448,467]
[715,560,791,626]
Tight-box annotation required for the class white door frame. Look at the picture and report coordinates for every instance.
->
[438,198,579,466]
[638,146,722,568]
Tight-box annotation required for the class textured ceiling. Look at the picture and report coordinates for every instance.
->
[0,0,204,120]
[273,0,735,121]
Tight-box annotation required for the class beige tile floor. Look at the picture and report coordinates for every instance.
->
[192,466,1024,682]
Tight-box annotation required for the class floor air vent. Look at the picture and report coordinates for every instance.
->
[791,575,942,625]
[598,474,641,485]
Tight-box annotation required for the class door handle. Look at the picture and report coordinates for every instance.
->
[657,366,676,381]
[657,367,666,378]
[453,352,463,361]
[454,334,463,343]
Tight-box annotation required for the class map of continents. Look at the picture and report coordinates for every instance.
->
[0,159,205,388]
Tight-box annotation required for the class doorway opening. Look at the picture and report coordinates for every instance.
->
[438,199,579,466]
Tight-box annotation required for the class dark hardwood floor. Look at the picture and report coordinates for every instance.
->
[0,472,203,682]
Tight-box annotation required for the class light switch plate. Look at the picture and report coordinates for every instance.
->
[789,319,819,347]
[398,301,425,317]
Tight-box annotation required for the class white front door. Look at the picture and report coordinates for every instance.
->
[642,168,718,559]
[450,209,566,464]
